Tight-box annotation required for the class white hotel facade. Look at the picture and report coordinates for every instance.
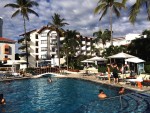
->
[19,26,95,68]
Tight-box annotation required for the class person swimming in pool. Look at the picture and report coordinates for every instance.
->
[47,77,52,83]
[119,87,125,95]
[0,94,6,105]
[98,89,107,99]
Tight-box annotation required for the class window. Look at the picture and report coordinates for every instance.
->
[36,34,38,39]
[36,41,38,46]
[36,55,39,60]
[52,48,55,52]
[36,48,38,53]
[41,40,47,44]
[41,55,47,59]
[41,33,47,37]
[41,47,47,51]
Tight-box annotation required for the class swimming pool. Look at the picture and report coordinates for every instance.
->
[0,78,150,113]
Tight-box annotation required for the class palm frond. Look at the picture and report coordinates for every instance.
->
[112,6,120,18]
[4,3,19,8]
[94,3,106,14]
[27,8,39,17]
[11,10,20,18]
[27,1,39,7]
[129,3,140,24]
[99,6,108,20]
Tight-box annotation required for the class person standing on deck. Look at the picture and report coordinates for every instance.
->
[112,63,119,84]
[107,64,111,83]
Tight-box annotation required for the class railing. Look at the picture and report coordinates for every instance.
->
[74,89,150,113]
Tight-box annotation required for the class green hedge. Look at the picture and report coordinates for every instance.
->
[145,64,150,73]
[98,66,107,73]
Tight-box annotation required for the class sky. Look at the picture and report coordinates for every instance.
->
[0,0,150,43]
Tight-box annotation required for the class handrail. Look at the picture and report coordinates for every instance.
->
[101,89,150,101]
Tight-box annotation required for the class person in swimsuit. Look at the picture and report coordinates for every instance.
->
[98,89,107,99]
[112,63,119,83]
[107,64,111,83]
[0,94,6,105]
[119,87,125,95]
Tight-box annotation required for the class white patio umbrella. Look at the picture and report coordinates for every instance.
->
[125,57,145,75]
[88,56,107,61]
[81,59,94,63]
[108,52,135,59]
[125,57,145,63]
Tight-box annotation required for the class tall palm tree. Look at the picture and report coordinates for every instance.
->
[129,0,150,24]
[94,0,126,45]
[61,30,81,69]
[93,29,111,49]
[4,0,39,68]
[48,13,69,70]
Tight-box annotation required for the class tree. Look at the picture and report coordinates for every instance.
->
[4,0,39,68]
[61,30,81,69]
[129,0,150,24]
[94,0,126,45]
[48,13,69,69]
[93,29,111,49]
[128,38,150,62]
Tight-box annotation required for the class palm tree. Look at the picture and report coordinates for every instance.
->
[4,0,39,68]
[48,13,69,70]
[129,0,150,24]
[93,29,111,49]
[61,30,81,69]
[94,0,126,45]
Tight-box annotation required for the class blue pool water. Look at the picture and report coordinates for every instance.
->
[0,78,149,113]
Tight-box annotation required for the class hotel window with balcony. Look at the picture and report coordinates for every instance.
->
[4,44,11,54]
[41,40,47,44]
[36,41,38,46]
[41,47,47,51]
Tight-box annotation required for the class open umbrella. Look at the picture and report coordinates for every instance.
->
[108,52,135,59]
[88,56,107,61]
[81,59,94,63]
[125,57,145,63]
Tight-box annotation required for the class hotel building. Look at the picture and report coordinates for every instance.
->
[0,37,16,64]
[18,26,95,68]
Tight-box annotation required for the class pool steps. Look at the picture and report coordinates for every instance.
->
[74,92,150,113]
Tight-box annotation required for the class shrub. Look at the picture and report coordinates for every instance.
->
[98,66,107,73]
[144,64,150,73]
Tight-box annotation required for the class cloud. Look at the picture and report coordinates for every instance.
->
[0,0,149,53]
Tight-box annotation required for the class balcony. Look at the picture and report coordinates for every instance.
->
[82,41,86,45]
[87,42,91,45]
[87,47,91,51]
[18,37,31,43]
[19,52,30,57]
[81,46,86,50]
[50,51,57,54]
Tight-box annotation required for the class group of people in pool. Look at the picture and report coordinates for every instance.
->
[98,87,125,99]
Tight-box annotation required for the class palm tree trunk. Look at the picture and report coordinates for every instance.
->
[23,15,29,68]
[57,33,60,72]
[67,55,68,70]
[110,6,113,45]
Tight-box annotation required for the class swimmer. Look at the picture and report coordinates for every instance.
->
[0,94,6,105]
[47,77,52,83]
[119,87,125,95]
[98,89,107,99]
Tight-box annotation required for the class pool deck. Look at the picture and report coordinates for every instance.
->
[0,72,150,93]
[54,73,150,92]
